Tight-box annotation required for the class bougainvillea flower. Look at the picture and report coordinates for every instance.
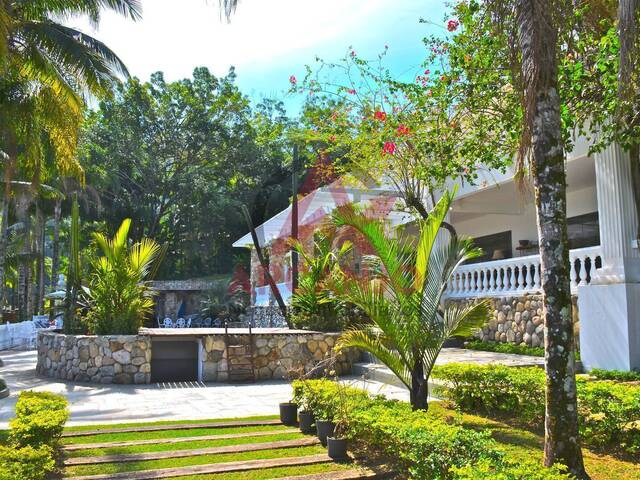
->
[289,75,297,85]
[382,142,396,155]
[396,125,410,136]
[447,19,459,32]
[347,88,357,95]
[374,111,387,121]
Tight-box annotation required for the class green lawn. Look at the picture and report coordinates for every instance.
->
[429,403,640,480]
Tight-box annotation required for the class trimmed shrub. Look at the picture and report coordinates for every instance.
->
[464,339,545,358]
[293,379,503,479]
[589,368,640,382]
[450,458,573,480]
[9,391,69,447]
[432,363,640,453]
[0,445,55,480]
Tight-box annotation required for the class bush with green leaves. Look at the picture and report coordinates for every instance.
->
[82,219,163,335]
[464,339,545,357]
[450,458,572,480]
[0,445,55,480]
[9,391,69,447]
[292,379,503,479]
[432,363,640,453]
[589,368,640,382]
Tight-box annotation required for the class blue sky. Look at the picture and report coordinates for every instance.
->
[70,0,449,115]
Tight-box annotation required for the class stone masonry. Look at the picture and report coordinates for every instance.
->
[37,331,151,384]
[201,332,360,382]
[448,294,580,349]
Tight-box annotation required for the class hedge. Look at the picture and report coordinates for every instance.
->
[432,363,640,453]
[1,391,69,480]
[292,379,570,480]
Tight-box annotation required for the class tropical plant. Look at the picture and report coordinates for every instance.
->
[289,230,352,331]
[82,219,162,335]
[331,190,489,410]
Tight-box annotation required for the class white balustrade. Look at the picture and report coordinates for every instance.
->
[446,246,602,298]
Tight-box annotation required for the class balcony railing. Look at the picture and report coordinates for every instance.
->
[445,246,602,298]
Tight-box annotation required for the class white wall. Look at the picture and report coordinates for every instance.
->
[452,185,598,253]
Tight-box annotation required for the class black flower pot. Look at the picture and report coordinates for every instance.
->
[279,402,298,426]
[298,410,315,433]
[0,386,9,400]
[327,436,348,460]
[315,419,335,447]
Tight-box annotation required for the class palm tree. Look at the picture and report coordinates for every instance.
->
[84,218,162,335]
[485,0,588,476]
[331,191,489,410]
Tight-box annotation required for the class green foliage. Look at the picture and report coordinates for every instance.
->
[590,368,640,382]
[292,379,504,480]
[450,458,573,480]
[0,445,55,480]
[78,69,294,278]
[331,191,489,408]
[432,364,640,454]
[9,391,68,448]
[464,339,545,357]
[82,219,162,335]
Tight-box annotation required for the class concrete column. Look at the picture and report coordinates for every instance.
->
[579,142,640,371]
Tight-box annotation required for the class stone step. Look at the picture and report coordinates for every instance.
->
[352,363,447,396]
[65,437,320,466]
[62,428,298,452]
[62,418,281,438]
[64,453,332,480]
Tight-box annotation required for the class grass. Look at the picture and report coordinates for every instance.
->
[62,424,293,445]
[64,445,328,477]
[170,463,354,480]
[65,431,305,458]
[429,402,640,480]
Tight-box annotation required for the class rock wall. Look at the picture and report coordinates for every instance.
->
[201,332,359,382]
[37,332,151,384]
[448,294,580,349]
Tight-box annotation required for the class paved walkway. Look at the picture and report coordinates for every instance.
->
[0,350,408,427]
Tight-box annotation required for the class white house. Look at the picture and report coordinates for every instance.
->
[233,137,640,372]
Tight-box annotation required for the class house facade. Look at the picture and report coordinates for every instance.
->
[233,137,640,372]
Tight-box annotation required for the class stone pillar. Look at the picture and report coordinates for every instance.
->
[578,142,640,371]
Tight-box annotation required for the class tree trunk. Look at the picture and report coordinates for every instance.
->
[51,199,61,289]
[35,205,46,314]
[516,1,588,477]
[409,361,429,411]
[0,194,9,315]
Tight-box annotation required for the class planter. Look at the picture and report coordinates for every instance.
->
[327,436,348,460]
[279,402,298,426]
[315,419,335,447]
[0,386,9,400]
[298,410,315,433]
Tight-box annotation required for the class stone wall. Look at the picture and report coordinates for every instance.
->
[37,332,152,384]
[245,306,287,328]
[448,294,580,349]
[201,332,359,382]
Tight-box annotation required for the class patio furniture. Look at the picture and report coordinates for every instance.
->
[191,318,203,328]
[162,318,174,328]
[176,318,186,328]
[202,317,212,328]
[186,318,192,328]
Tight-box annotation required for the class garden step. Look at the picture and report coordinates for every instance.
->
[352,362,448,396]
[62,418,281,438]
[64,437,320,466]
[277,467,390,480]
[62,428,298,451]
[64,453,332,480]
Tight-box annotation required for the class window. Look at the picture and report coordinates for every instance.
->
[468,231,512,264]
[567,212,599,249]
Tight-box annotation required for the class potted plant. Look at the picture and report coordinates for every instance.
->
[293,379,316,434]
[279,400,298,426]
[326,373,349,459]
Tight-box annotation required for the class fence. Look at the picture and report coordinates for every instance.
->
[0,320,38,351]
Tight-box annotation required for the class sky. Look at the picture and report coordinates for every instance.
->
[69,0,449,115]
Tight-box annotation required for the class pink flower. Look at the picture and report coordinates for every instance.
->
[396,125,410,136]
[382,142,396,155]
[350,50,357,58]
[347,88,356,95]
[374,111,387,121]
[447,19,459,32]
[424,69,430,75]
[289,75,297,85]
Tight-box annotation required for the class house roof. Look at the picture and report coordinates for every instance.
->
[232,179,414,248]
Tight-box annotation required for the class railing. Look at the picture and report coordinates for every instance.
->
[445,246,602,298]
[0,320,38,351]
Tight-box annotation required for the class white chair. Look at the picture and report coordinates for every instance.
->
[176,318,186,328]
[186,318,192,328]
[162,317,174,328]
